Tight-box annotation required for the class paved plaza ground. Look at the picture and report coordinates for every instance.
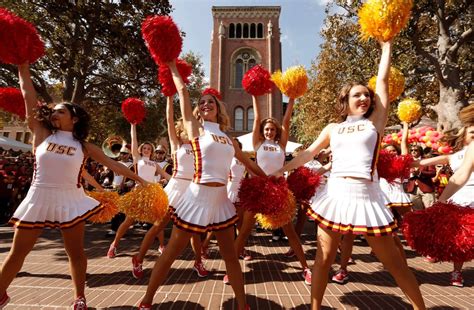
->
[0,221,472,309]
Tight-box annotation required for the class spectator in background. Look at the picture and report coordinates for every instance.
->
[406,145,436,210]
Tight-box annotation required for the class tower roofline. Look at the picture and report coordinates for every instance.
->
[212,6,281,18]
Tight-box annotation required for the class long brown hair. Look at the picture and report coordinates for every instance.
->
[259,118,282,143]
[336,82,375,122]
[193,94,231,131]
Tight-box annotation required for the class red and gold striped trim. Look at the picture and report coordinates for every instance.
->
[191,138,203,183]
[9,203,104,230]
[172,152,178,177]
[370,133,381,181]
[76,156,86,188]
[386,202,414,209]
[306,207,397,236]
[168,206,238,233]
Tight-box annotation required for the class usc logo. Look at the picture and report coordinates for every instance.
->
[337,124,366,134]
[263,145,279,152]
[46,143,76,156]
[211,134,232,145]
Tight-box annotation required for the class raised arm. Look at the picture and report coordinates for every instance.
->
[130,124,139,164]
[232,139,266,177]
[166,96,180,152]
[18,64,49,143]
[85,143,147,186]
[400,122,409,155]
[166,60,200,139]
[369,40,393,132]
[280,98,294,149]
[438,142,474,202]
[252,95,263,150]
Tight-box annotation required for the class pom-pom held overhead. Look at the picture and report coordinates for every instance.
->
[0,87,26,118]
[377,150,413,184]
[358,0,413,42]
[142,15,182,64]
[287,167,321,202]
[202,87,222,100]
[158,59,192,96]
[238,176,290,215]
[119,183,168,224]
[242,64,274,96]
[271,66,308,99]
[402,202,474,262]
[121,98,146,125]
[368,67,405,102]
[86,191,120,223]
[0,8,45,64]
[256,191,297,229]
[397,98,422,123]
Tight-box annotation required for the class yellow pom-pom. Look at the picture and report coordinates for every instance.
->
[256,192,297,230]
[119,183,168,223]
[367,67,405,102]
[86,191,120,223]
[358,0,413,42]
[397,98,422,123]
[271,66,308,99]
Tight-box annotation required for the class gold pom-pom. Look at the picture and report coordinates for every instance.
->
[271,66,308,99]
[118,183,168,223]
[367,67,405,102]
[256,192,297,230]
[397,98,422,123]
[86,191,120,223]
[358,0,413,42]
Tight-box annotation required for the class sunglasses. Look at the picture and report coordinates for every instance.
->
[155,151,165,154]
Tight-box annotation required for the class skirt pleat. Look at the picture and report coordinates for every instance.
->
[379,178,413,209]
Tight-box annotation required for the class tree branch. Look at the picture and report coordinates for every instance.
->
[449,28,474,56]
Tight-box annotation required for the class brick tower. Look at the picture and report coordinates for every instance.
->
[210,6,282,136]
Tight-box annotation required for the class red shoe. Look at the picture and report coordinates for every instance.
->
[132,255,144,279]
[0,292,10,310]
[72,296,87,310]
[283,249,296,258]
[193,262,209,278]
[223,274,230,285]
[158,245,165,255]
[332,269,349,284]
[302,268,312,286]
[138,302,152,310]
[450,271,464,287]
[201,247,210,259]
[107,244,117,259]
[239,250,253,261]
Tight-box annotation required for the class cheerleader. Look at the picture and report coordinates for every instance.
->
[131,96,208,279]
[230,94,312,285]
[138,61,265,310]
[0,63,147,310]
[106,124,170,259]
[273,40,425,309]
[418,104,474,287]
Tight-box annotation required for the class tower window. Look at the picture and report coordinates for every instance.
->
[231,49,260,89]
[229,23,235,38]
[234,107,244,131]
[236,23,242,38]
[257,23,263,38]
[247,107,254,131]
[250,23,256,38]
[243,23,249,38]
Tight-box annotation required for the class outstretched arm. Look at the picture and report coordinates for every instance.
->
[232,139,266,177]
[251,95,263,151]
[166,96,180,152]
[82,170,104,191]
[400,122,409,155]
[130,124,139,164]
[280,98,294,149]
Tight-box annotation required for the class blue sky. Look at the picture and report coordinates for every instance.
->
[170,0,330,79]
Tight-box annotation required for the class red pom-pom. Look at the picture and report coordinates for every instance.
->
[0,87,25,118]
[377,150,413,183]
[158,59,192,96]
[238,176,289,215]
[242,64,274,96]
[142,15,182,64]
[121,98,146,125]
[287,167,321,202]
[402,202,474,262]
[202,87,222,100]
[0,8,45,64]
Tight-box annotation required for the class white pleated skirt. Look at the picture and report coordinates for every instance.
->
[379,178,413,209]
[450,185,474,208]
[307,177,397,236]
[9,185,102,229]
[169,182,238,233]
[165,178,191,207]
[227,181,240,204]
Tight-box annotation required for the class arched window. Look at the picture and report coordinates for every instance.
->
[257,23,263,38]
[247,107,254,131]
[250,23,256,38]
[236,23,242,38]
[231,49,261,89]
[23,132,31,144]
[234,107,244,131]
[229,23,235,38]
[243,23,249,38]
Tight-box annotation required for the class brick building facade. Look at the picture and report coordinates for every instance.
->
[210,6,283,136]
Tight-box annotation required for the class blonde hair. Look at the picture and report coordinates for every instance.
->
[459,104,474,127]
[193,94,231,131]
[138,142,155,156]
[175,119,188,142]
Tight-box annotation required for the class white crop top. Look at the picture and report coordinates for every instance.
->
[32,131,85,188]
[330,116,380,180]
[229,157,246,185]
[449,147,474,186]
[136,157,157,183]
[256,140,285,175]
[191,121,235,184]
[172,143,194,180]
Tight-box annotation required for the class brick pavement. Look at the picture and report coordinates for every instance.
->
[0,222,472,309]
